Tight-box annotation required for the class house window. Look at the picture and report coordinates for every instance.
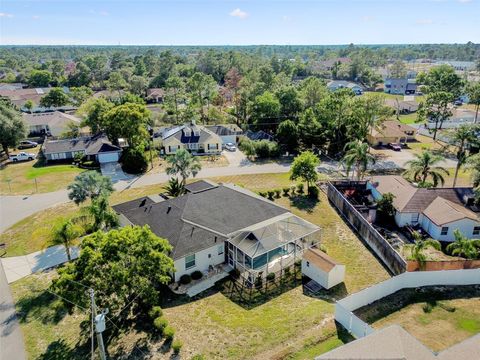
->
[218,244,224,255]
[306,261,310,267]
[441,227,449,236]
[185,254,196,270]
[473,226,480,236]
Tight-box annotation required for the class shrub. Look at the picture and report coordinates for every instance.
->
[164,325,175,341]
[296,183,304,194]
[274,189,281,198]
[121,146,149,174]
[148,306,163,319]
[258,191,267,198]
[153,317,168,333]
[255,140,273,158]
[229,268,240,279]
[308,185,319,199]
[290,185,296,195]
[191,355,206,360]
[422,302,434,313]
[267,190,275,200]
[191,270,203,280]
[282,187,290,197]
[294,259,302,267]
[284,266,291,275]
[266,273,275,282]
[179,274,192,284]
[254,277,263,288]
[172,340,183,354]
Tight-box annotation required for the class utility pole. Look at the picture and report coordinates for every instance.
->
[89,288,108,360]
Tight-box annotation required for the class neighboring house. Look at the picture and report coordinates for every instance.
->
[327,80,363,95]
[244,130,275,142]
[312,57,351,72]
[205,124,243,145]
[316,324,480,360]
[434,60,476,72]
[23,111,82,137]
[0,87,73,111]
[367,175,480,241]
[385,99,419,114]
[384,78,417,95]
[113,181,321,285]
[367,120,416,146]
[302,248,345,289]
[146,88,165,103]
[0,83,26,91]
[160,123,223,155]
[43,134,122,164]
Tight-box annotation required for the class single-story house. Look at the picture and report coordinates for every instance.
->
[302,248,345,289]
[146,88,165,103]
[205,124,243,145]
[384,78,417,95]
[327,80,363,95]
[0,87,73,111]
[385,99,419,114]
[244,130,274,142]
[23,111,82,137]
[43,134,122,164]
[367,175,480,241]
[316,324,480,360]
[113,181,321,285]
[367,120,416,146]
[160,123,223,155]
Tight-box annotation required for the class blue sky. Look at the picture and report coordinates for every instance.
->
[0,0,478,45]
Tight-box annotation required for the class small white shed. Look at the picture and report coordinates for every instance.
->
[302,248,345,290]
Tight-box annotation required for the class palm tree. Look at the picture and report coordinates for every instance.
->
[67,171,114,205]
[407,231,441,267]
[467,154,480,203]
[342,140,375,180]
[165,149,202,187]
[403,151,449,187]
[87,195,119,231]
[450,124,479,187]
[50,219,82,261]
[446,229,480,259]
[163,177,185,197]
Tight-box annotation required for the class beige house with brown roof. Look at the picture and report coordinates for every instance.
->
[367,175,480,241]
[367,120,416,146]
[23,111,81,137]
[160,123,222,155]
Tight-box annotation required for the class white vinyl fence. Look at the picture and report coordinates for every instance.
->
[336,269,480,338]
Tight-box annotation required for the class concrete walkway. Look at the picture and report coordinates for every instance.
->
[0,262,26,360]
[0,245,79,284]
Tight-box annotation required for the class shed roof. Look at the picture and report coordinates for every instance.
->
[303,248,342,273]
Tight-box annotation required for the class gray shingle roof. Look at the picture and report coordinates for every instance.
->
[112,182,290,259]
[162,124,218,144]
[43,134,121,155]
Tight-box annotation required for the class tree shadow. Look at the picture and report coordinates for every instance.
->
[290,195,320,213]
[15,289,70,325]
[303,282,348,303]
[37,339,87,360]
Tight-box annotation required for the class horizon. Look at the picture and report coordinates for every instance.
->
[1,0,479,46]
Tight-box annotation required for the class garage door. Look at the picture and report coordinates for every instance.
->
[98,152,119,164]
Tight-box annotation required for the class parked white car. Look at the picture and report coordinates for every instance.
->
[224,142,237,152]
[9,152,36,162]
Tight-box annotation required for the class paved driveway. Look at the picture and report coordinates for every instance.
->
[222,149,252,167]
[371,148,457,169]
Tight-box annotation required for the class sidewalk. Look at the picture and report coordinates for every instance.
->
[0,245,79,284]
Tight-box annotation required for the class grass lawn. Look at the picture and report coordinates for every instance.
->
[397,113,418,124]
[8,173,390,359]
[356,287,480,352]
[0,157,84,195]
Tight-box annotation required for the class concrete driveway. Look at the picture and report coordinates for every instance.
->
[371,148,457,169]
[222,149,252,167]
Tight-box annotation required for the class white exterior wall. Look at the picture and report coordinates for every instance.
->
[421,216,479,241]
[174,242,225,282]
[394,212,418,227]
[301,259,346,289]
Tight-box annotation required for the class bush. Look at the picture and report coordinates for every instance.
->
[164,325,175,341]
[266,273,275,282]
[179,274,192,284]
[307,185,319,199]
[191,270,203,280]
[229,268,240,279]
[254,277,263,288]
[258,191,267,198]
[267,190,275,200]
[274,189,281,198]
[153,317,168,333]
[282,187,290,197]
[172,340,183,354]
[290,185,296,195]
[148,306,163,319]
[422,302,434,313]
[296,183,304,194]
[294,259,302,267]
[121,146,149,174]
[191,355,206,360]
[284,266,291,275]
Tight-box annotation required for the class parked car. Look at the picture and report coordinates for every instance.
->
[454,99,463,106]
[9,152,36,162]
[388,143,402,151]
[225,142,237,152]
[18,140,38,149]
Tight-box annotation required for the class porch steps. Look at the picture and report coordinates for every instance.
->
[186,271,229,297]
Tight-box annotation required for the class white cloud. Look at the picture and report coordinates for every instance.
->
[416,19,434,25]
[32,15,40,20]
[362,15,375,22]
[99,11,109,16]
[0,12,14,18]
[229,8,248,19]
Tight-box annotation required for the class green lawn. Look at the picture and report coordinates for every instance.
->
[398,113,419,124]
[0,158,84,195]
[8,173,390,359]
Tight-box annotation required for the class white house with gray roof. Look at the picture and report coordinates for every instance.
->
[159,123,223,155]
[367,176,480,241]
[113,181,321,286]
